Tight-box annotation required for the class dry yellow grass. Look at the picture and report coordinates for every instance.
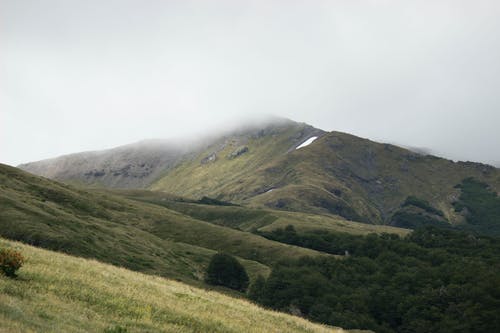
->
[0,239,347,333]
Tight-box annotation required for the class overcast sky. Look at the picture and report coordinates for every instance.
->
[2,0,500,166]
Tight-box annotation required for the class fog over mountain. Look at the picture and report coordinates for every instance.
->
[2,0,500,166]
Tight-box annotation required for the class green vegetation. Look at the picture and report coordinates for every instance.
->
[150,128,500,228]
[0,163,329,288]
[453,177,500,235]
[0,248,24,278]
[259,211,410,237]
[252,226,500,332]
[389,211,449,229]
[402,196,444,216]
[197,196,238,206]
[0,238,342,333]
[389,196,449,229]
[258,225,365,255]
[114,188,410,237]
[205,253,249,292]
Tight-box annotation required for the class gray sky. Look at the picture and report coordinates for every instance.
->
[2,0,500,166]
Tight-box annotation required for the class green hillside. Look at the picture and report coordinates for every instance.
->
[0,163,329,286]
[150,121,323,198]
[113,189,410,237]
[150,129,500,230]
[0,238,347,333]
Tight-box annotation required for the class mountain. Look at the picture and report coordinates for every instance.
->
[18,118,500,232]
[19,118,323,189]
[0,237,346,333]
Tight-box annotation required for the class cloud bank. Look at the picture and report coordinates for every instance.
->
[2,0,500,166]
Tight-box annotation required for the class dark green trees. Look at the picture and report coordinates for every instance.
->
[248,275,266,302]
[205,253,249,292]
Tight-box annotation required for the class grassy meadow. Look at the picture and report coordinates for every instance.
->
[0,238,348,333]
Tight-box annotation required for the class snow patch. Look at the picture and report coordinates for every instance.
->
[266,188,274,193]
[296,136,318,150]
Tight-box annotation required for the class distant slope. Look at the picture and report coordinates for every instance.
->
[17,140,190,188]
[0,238,347,333]
[151,130,500,229]
[113,189,410,237]
[243,131,500,226]
[19,118,324,189]
[0,164,328,286]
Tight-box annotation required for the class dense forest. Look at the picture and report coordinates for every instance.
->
[253,226,500,332]
[453,177,500,235]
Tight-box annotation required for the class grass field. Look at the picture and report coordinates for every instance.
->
[0,238,349,333]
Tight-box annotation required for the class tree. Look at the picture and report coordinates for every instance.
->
[248,275,266,302]
[205,253,249,291]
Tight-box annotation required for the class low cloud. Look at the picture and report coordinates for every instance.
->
[2,0,500,166]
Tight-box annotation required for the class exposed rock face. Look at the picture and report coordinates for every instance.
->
[201,153,217,164]
[227,146,249,159]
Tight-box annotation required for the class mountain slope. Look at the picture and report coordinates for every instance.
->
[0,163,329,286]
[17,140,190,189]
[0,238,347,333]
[17,118,500,231]
[148,129,500,229]
[226,131,500,225]
[150,120,324,198]
[19,118,323,190]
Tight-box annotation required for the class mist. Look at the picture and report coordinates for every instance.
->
[2,0,500,166]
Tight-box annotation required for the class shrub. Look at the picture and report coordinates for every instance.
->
[0,248,25,278]
[205,253,249,291]
[104,326,128,333]
[402,196,444,216]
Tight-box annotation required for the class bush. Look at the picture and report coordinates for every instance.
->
[0,248,25,278]
[205,253,249,291]
[403,196,444,216]
[104,326,128,333]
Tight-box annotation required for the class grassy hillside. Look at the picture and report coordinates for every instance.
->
[0,164,328,287]
[19,119,323,190]
[150,121,323,198]
[0,238,348,333]
[150,129,500,229]
[112,189,410,237]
